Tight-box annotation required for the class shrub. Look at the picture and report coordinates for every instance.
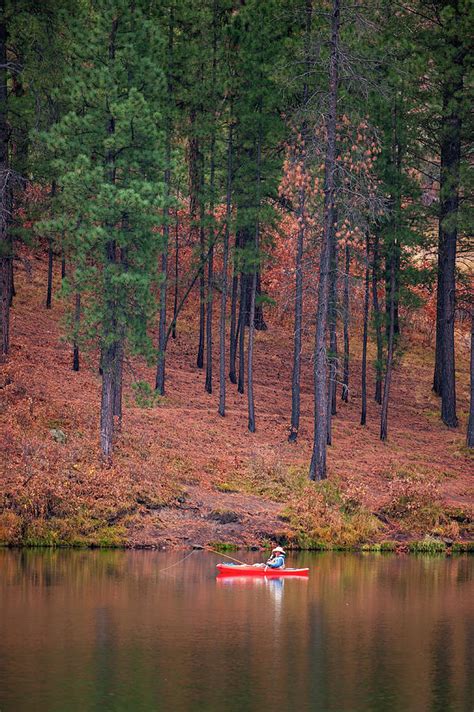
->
[285,481,381,548]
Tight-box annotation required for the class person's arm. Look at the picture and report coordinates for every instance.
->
[266,556,284,569]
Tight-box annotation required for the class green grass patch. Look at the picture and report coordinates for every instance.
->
[208,541,239,552]
[408,537,447,553]
[284,480,382,549]
[232,457,307,501]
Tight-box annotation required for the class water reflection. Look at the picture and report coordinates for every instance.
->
[0,549,472,712]
[216,574,308,614]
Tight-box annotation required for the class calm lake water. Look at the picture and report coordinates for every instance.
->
[0,549,472,712]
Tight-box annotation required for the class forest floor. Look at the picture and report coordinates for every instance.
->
[0,248,472,551]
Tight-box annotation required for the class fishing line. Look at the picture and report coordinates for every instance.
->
[156,548,197,575]
[199,546,248,565]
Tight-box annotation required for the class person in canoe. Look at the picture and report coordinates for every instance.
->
[253,546,286,569]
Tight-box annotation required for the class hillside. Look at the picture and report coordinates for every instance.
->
[0,248,472,551]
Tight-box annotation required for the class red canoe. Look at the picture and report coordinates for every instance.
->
[216,564,309,577]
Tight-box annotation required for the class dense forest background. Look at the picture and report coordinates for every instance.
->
[0,0,472,549]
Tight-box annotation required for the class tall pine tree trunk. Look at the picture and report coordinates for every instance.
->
[113,245,127,431]
[247,269,257,430]
[433,244,443,395]
[197,217,205,369]
[100,339,116,459]
[0,5,11,360]
[467,314,473,448]
[360,232,370,426]
[155,7,174,395]
[328,215,338,421]
[100,18,118,458]
[237,267,247,395]
[384,249,400,341]
[326,215,338,446]
[228,244,239,384]
[290,0,311,442]
[289,188,305,441]
[46,238,53,309]
[372,230,383,404]
[172,210,179,340]
[205,1,218,394]
[188,109,203,369]
[46,181,56,309]
[438,79,461,427]
[101,239,118,459]
[380,250,395,441]
[341,242,350,402]
[380,99,402,442]
[156,226,168,395]
[248,115,262,433]
[219,122,233,416]
[205,219,214,392]
[72,290,80,372]
[309,0,340,481]
[253,274,267,331]
[113,335,124,430]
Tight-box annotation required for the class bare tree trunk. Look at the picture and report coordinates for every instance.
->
[0,5,11,360]
[438,79,461,428]
[237,270,247,394]
[290,0,312,442]
[289,190,305,441]
[248,115,262,433]
[253,274,267,331]
[156,8,174,395]
[309,0,340,481]
[72,290,80,372]
[326,214,338,446]
[229,260,239,383]
[205,2,218,395]
[385,247,400,340]
[380,251,395,441]
[188,109,204,369]
[434,23,464,404]
[372,230,383,404]
[219,121,233,416]
[113,336,124,430]
[380,96,403,441]
[467,314,473,448]
[328,214,338,418]
[341,242,350,402]
[100,18,118,459]
[46,181,57,309]
[101,236,118,458]
[205,226,214,392]
[433,245,443,396]
[46,239,53,309]
[360,232,370,425]
[61,249,66,280]
[156,232,168,395]
[172,210,179,340]
[197,217,205,369]
[100,340,116,459]
[247,269,257,430]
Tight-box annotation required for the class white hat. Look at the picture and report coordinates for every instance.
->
[272,546,286,555]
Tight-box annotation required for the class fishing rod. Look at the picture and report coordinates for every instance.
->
[192,544,248,565]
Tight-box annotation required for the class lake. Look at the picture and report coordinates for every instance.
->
[0,549,472,711]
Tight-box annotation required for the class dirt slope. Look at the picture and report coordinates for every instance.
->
[0,248,472,548]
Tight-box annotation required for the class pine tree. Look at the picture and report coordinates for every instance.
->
[0,0,10,359]
[309,0,341,481]
[42,0,166,457]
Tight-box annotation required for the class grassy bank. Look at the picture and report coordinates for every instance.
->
[1,249,472,551]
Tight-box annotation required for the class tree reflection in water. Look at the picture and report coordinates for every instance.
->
[0,550,472,712]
